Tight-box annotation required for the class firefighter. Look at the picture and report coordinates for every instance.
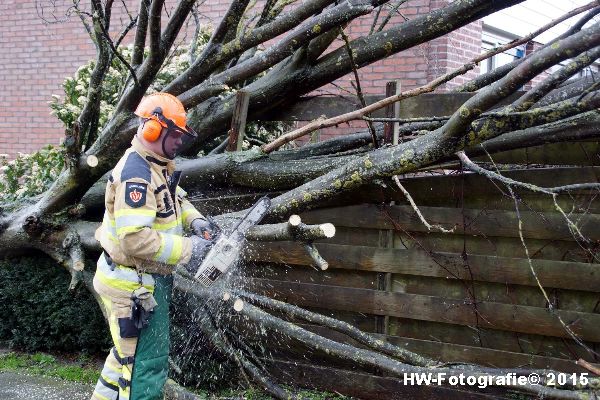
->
[91,92,215,400]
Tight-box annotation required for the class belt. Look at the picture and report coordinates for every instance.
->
[103,252,136,272]
[103,252,144,287]
[103,252,116,271]
[112,347,135,365]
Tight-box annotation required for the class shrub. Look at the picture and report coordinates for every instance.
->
[0,145,65,203]
[0,256,110,353]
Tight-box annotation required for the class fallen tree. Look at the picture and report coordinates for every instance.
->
[3,0,600,398]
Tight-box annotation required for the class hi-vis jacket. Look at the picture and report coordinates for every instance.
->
[95,136,203,279]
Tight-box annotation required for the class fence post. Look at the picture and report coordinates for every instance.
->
[383,81,401,144]
[226,90,250,152]
[377,80,401,336]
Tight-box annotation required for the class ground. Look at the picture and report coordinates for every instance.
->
[0,371,93,400]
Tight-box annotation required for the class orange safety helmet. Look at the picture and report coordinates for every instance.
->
[134,93,198,158]
[134,93,195,142]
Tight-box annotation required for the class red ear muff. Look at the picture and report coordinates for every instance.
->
[142,118,163,142]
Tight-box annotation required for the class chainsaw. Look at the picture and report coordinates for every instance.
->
[194,196,271,287]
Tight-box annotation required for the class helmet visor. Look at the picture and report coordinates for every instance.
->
[155,113,198,159]
[161,125,197,159]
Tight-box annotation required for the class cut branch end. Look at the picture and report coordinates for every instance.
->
[288,214,302,227]
[320,223,336,238]
[86,155,99,168]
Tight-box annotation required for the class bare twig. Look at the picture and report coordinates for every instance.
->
[262,63,474,153]
[188,3,202,64]
[302,242,329,270]
[392,175,455,233]
[369,4,383,35]
[364,116,450,123]
[95,14,139,87]
[71,0,94,39]
[577,359,600,376]
[377,0,409,32]
[507,186,599,359]
[114,12,138,48]
[457,151,600,194]
[339,27,378,147]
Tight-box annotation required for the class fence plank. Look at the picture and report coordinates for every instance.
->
[389,274,600,312]
[260,93,477,121]
[248,279,600,342]
[476,142,600,166]
[245,262,379,290]
[243,242,600,292]
[300,204,600,241]
[394,166,600,212]
[296,324,596,373]
[388,317,595,361]
[264,359,502,400]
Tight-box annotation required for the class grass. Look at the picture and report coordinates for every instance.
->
[0,351,100,385]
[0,351,349,399]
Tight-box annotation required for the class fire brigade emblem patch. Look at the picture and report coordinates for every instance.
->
[125,182,147,208]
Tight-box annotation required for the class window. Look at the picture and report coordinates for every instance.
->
[480,27,525,75]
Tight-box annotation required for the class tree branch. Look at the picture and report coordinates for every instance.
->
[440,21,600,143]
[132,0,151,68]
[236,289,436,366]
[148,0,164,62]
[511,46,600,111]
[166,0,339,95]
[245,215,335,242]
[179,0,378,107]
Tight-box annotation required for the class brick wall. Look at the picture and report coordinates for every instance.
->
[0,0,485,157]
[0,0,188,158]
[0,1,96,156]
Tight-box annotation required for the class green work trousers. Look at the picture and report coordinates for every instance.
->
[91,273,172,400]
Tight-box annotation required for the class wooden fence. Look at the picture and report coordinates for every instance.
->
[194,92,600,399]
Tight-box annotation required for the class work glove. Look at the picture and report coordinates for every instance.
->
[191,217,220,241]
[130,287,158,330]
[184,235,213,275]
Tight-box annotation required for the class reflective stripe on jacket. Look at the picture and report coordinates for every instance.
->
[95,136,203,275]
